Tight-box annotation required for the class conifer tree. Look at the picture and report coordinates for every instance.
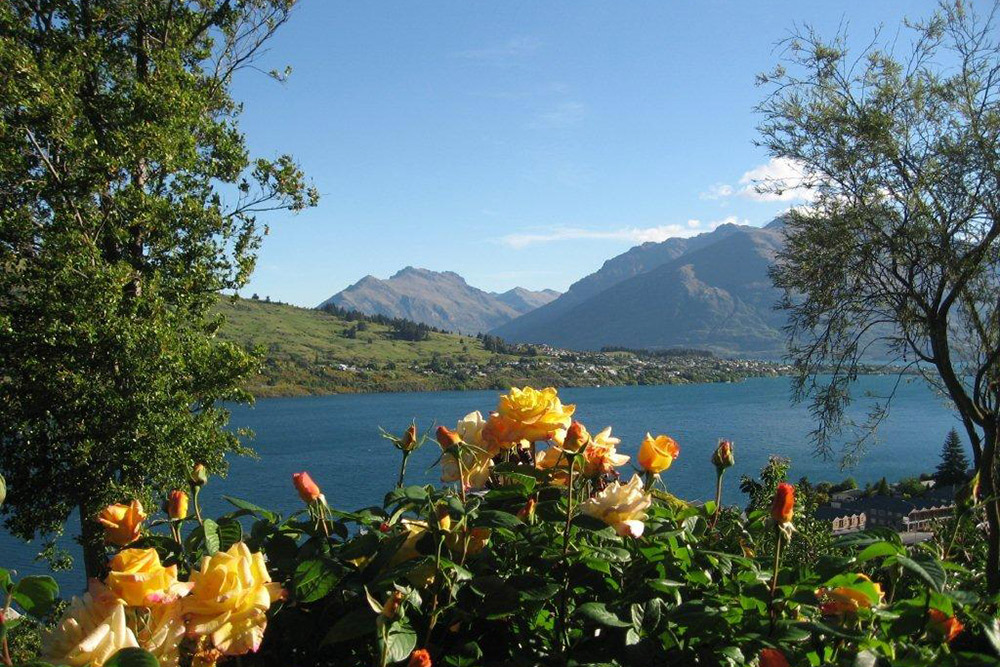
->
[936,429,971,487]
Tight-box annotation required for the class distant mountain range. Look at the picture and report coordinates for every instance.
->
[317,267,560,334]
[491,218,789,357]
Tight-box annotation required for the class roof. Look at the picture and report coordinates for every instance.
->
[816,506,865,520]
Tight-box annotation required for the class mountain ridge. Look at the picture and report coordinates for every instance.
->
[317,267,560,335]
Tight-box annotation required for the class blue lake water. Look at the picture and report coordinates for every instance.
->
[1,375,962,594]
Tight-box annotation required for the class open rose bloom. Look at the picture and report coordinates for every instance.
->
[580,475,653,538]
[497,386,575,444]
[183,542,286,657]
[97,500,147,547]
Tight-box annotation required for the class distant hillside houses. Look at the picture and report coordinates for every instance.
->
[815,482,960,535]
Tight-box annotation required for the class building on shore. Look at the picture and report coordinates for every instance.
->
[815,506,867,534]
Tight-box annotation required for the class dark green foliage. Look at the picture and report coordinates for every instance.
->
[936,429,971,486]
[0,0,315,575]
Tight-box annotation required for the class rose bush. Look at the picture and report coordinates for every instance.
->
[2,386,998,666]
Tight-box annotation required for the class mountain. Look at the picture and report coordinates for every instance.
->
[491,219,788,357]
[317,267,560,334]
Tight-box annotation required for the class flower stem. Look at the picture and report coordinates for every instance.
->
[710,470,724,530]
[396,450,411,489]
[768,524,783,634]
[191,485,204,527]
[557,455,577,656]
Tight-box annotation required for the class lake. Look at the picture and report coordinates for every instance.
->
[1,375,962,593]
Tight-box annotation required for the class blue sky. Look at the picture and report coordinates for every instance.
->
[233,0,946,307]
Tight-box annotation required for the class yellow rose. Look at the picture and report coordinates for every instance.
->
[497,387,575,444]
[580,475,653,538]
[637,433,680,474]
[446,526,492,557]
[183,542,285,657]
[106,548,187,607]
[42,584,140,667]
[97,500,146,547]
[582,427,630,477]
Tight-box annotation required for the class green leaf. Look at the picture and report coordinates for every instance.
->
[382,620,418,664]
[217,518,244,551]
[12,576,58,617]
[294,558,340,603]
[103,648,159,667]
[222,496,279,523]
[473,510,523,529]
[575,602,631,627]
[855,541,901,562]
[895,554,945,593]
[202,518,221,556]
[322,607,375,645]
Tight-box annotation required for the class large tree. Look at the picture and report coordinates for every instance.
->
[760,2,1000,592]
[0,0,316,578]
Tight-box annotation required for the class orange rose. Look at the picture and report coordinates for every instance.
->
[927,608,963,642]
[400,423,419,451]
[292,472,322,504]
[561,421,591,454]
[816,573,884,616]
[637,433,679,474]
[97,500,146,547]
[771,483,795,524]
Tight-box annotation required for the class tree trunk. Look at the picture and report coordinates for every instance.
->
[981,422,1000,595]
[78,502,105,582]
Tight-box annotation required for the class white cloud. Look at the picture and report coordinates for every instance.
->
[737,157,814,202]
[700,158,815,204]
[529,101,586,129]
[455,37,542,61]
[499,216,746,249]
[699,183,734,200]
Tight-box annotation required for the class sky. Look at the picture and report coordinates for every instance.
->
[232,0,950,307]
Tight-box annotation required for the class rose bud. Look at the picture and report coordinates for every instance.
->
[97,500,147,546]
[711,440,735,471]
[381,590,405,618]
[561,421,591,454]
[292,471,322,504]
[927,608,964,643]
[435,504,452,532]
[770,482,795,525]
[759,648,790,667]
[408,648,432,667]
[517,497,537,522]
[436,426,462,450]
[167,490,189,520]
[189,463,209,487]
[957,471,980,510]
[401,423,419,452]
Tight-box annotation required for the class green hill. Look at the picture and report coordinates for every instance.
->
[214,297,792,397]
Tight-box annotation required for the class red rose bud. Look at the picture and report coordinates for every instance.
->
[436,426,462,450]
[379,522,391,533]
[771,482,795,524]
[401,423,419,451]
[167,490,189,520]
[189,463,208,487]
[759,648,790,667]
[408,649,432,667]
[561,421,591,454]
[927,608,964,643]
[711,440,735,471]
[292,471,322,504]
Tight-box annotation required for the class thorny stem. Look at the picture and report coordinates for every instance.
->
[943,508,968,562]
[2,589,13,666]
[423,531,447,646]
[191,485,204,527]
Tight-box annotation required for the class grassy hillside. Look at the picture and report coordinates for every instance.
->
[215,297,794,397]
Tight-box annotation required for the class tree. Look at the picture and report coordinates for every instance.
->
[0,0,316,578]
[936,428,971,486]
[760,2,1000,591]
[876,477,890,496]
